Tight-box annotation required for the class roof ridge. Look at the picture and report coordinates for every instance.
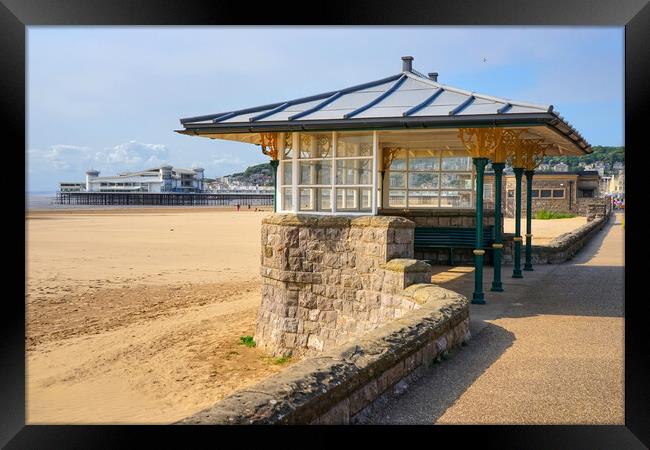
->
[403,71,551,112]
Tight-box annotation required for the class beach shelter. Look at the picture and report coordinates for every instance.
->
[176,56,591,304]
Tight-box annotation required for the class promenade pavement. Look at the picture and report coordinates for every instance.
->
[368,213,624,424]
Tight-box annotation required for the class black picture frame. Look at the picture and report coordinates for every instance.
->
[4,0,648,447]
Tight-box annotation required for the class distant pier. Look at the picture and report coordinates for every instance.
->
[54,191,274,206]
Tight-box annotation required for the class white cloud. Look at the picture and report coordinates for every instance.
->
[27,140,174,189]
[29,141,171,173]
[96,141,170,168]
[28,144,93,171]
[26,139,263,191]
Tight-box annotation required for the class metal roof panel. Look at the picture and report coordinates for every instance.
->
[178,65,589,152]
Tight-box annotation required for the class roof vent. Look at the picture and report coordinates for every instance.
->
[428,72,438,82]
[401,56,414,72]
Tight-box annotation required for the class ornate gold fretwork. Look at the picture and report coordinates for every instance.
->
[300,134,311,152]
[318,135,331,158]
[259,132,278,160]
[283,132,293,158]
[458,127,506,159]
[382,147,401,170]
[507,138,552,170]
[497,129,524,163]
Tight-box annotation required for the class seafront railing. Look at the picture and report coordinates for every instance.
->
[54,191,274,206]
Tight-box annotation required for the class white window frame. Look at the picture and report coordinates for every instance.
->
[275,131,377,216]
[384,148,476,209]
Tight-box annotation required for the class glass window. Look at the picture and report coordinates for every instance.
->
[282,131,374,213]
[337,134,372,157]
[441,173,472,190]
[388,190,406,207]
[553,189,565,198]
[384,148,474,209]
[282,162,292,186]
[441,156,471,171]
[299,160,331,185]
[283,187,293,211]
[408,149,439,171]
[390,154,407,170]
[440,191,472,208]
[336,188,357,210]
[360,188,372,209]
[409,172,439,189]
[540,189,552,198]
[408,191,439,207]
[389,172,406,188]
[299,187,315,211]
[531,189,539,198]
[336,159,371,185]
[319,188,332,211]
[300,133,331,159]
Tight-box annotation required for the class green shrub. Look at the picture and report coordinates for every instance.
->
[239,336,256,348]
[273,356,291,365]
[533,209,576,220]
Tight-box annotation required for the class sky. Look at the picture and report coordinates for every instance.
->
[27,26,624,193]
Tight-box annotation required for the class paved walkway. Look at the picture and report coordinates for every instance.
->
[368,213,624,424]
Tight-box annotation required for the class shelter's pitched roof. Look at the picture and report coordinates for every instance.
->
[178,57,590,154]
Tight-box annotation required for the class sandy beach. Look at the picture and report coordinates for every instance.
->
[504,216,587,245]
[26,207,293,424]
[26,207,587,424]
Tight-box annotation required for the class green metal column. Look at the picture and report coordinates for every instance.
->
[490,162,505,292]
[472,157,488,304]
[512,167,524,278]
[524,169,535,271]
[270,159,279,213]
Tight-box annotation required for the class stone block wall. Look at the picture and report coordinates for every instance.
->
[502,211,610,265]
[576,197,612,220]
[256,214,432,357]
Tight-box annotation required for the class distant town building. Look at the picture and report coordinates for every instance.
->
[607,168,625,196]
[59,166,205,193]
[552,162,569,172]
[599,176,612,195]
[583,162,605,177]
[504,170,603,217]
[206,174,273,193]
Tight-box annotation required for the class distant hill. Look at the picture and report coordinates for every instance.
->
[543,146,624,173]
[224,163,273,186]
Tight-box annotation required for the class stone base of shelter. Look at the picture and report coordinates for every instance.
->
[255,214,437,357]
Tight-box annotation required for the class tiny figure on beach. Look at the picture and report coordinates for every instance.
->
[236,204,240,211]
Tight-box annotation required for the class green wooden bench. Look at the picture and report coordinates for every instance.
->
[414,226,495,265]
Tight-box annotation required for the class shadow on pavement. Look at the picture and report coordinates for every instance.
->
[426,215,623,320]
[368,322,515,424]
